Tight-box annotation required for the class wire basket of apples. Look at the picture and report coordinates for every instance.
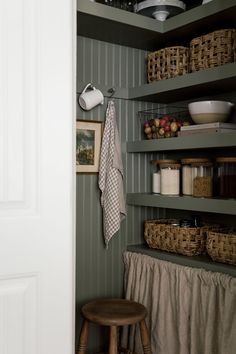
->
[143,115,191,139]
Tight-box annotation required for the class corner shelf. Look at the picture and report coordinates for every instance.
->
[77,0,236,50]
[129,62,236,103]
[127,132,236,153]
[127,244,236,277]
[127,193,236,215]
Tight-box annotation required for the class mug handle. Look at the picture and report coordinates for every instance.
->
[82,83,96,94]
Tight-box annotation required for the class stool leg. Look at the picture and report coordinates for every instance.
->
[109,325,118,354]
[139,320,152,354]
[77,319,89,354]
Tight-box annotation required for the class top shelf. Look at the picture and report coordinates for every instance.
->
[77,0,236,50]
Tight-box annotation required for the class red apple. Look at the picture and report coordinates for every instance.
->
[162,115,171,122]
[149,119,155,126]
[164,124,171,132]
[143,121,150,128]
[160,118,167,128]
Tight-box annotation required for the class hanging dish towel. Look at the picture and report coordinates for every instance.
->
[98,100,126,248]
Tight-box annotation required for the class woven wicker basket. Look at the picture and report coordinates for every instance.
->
[147,46,189,83]
[144,219,215,256]
[190,28,236,72]
[207,230,236,265]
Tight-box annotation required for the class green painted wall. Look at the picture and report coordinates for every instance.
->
[76,36,162,352]
[76,35,236,352]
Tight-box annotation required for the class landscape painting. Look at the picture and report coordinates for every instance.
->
[76,120,103,173]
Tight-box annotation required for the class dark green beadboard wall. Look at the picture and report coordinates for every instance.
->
[76,36,163,351]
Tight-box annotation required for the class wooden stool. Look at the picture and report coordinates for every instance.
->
[77,298,152,354]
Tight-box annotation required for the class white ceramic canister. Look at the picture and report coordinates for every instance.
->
[159,160,180,195]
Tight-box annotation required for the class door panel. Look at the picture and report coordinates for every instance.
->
[0,0,75,353]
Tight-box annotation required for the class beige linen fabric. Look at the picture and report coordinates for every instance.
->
[98,100,126,248]
[122,251,236,354]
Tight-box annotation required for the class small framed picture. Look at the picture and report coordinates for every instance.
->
[76,120,103,174]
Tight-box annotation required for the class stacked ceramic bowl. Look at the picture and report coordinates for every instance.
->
[188,101,234,124]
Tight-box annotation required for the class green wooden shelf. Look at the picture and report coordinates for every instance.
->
[127,131,236,153]
[77,0,236,102]
[127,193,236,215]
[77,0,236,50]
[129,62,236,103]
[127,244,236,277]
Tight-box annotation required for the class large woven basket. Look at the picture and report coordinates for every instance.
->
[207,230,236,265]
[144,219,215,256]
[147,46,189,83]
[190,28,236,72]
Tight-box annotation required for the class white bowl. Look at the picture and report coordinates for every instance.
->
[188,100,234,124]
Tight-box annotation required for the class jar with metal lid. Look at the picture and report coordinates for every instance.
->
[181,158,210,196]
[191,159,213,198]
[215,157,236,198]
[160,160,180,195]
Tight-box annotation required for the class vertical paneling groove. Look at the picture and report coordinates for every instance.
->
[76,36,159,350]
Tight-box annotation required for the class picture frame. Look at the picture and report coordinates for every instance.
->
[76,120,103,174]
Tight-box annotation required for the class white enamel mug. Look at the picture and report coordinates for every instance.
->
[79,83,104,111]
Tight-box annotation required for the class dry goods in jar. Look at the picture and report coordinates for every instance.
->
[181,158,210,196]
[215,157,236,198]
[192,160,213,198]
[160,161,180,195]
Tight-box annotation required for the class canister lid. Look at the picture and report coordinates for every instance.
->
[160,163,181,168]
[216,157,236,163]
[151,159,178,165]
[191,162,213,167]
[181,158,210,164]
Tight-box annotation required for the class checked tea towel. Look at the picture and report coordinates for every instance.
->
[98,100,126,248]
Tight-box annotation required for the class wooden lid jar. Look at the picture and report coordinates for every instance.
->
[159,160,181,196]
[181,158,210,196]
[215,157,236,198]
[191,159,213,198]
[151,160,178,194]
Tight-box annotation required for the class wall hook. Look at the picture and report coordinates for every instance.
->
[108,87,115,98]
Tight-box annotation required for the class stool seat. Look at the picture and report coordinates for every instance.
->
[77,298,152,354]
[82,298,147,326]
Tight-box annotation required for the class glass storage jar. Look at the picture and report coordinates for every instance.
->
[151,159,177,194]
[191,159,213,198]
[181,158,210,196]
[215,157,236,198]
[160,161,181,195]
[151,160,161,194]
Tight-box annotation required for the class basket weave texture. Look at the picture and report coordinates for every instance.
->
[190,28,236,72]
[147,46,189,83]
[207,231,236,265]
[144,219,214,256]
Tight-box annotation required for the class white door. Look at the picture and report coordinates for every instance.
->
[0,1,75,353]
